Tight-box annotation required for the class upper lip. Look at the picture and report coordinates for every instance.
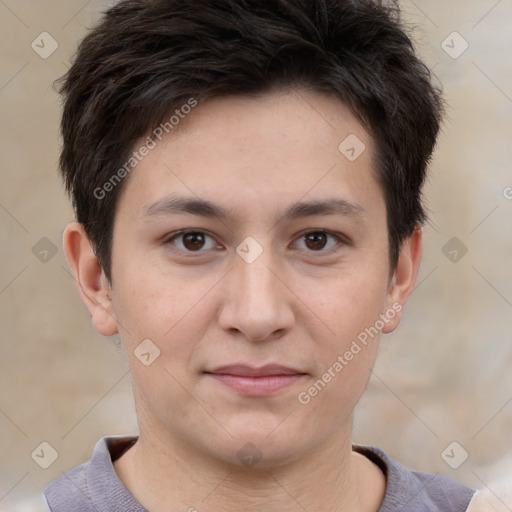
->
[206,364,305,377]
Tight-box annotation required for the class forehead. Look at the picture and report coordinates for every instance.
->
[117,89,383,223]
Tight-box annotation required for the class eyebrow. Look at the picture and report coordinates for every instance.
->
[141,194,364,222]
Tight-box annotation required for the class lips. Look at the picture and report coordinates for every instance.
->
[205,364,307,396]
[207,364,304,377]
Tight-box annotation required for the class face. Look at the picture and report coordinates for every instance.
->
[70,89,419,468]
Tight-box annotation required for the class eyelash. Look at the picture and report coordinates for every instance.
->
[163,229,348,256]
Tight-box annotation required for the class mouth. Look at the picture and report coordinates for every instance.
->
[204,364,308,396]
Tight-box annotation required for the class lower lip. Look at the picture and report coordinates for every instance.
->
[207,373,305,396]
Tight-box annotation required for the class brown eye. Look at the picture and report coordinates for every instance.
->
[182,232,205,251]
[304,232,328,251]
[294,230,343,253]
[166,230,218,253]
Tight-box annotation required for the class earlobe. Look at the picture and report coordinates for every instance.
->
[382,224,423,334]
[62,222,119,337]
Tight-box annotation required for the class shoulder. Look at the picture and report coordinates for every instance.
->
[44,461,94,512]
[354,445,476,512]
[44,436,142,512]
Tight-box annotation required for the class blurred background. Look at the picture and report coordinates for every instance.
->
[0,0,511,510]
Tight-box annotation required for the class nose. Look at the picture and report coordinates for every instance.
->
[217,242,295,343]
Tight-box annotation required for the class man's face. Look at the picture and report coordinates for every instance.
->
[106,90,402,466]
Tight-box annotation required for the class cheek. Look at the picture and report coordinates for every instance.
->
[308,265,389,340]
[301,265,389,396]
[111,269,224,394]
[112,251,200,335]
[296,282,386,424]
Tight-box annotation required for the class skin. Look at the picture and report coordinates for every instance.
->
[63,89,422,512]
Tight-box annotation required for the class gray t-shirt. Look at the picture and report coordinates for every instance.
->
[44,436,475,511]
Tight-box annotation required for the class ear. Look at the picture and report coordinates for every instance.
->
[382,224,423,334]
[62,222,118,336]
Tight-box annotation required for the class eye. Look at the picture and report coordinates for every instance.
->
[293,230,345,253]
[164,229,347,255]
[164,230,219,252]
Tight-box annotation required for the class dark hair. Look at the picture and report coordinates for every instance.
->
[56,0,443,282]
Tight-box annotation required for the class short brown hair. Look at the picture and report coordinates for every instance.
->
[56,0,443,282]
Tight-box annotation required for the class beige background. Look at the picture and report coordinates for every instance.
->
[1,0,511,510]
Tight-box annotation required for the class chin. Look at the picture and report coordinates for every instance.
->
[192,423,309,470]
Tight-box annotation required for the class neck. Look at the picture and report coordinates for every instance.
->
[114,420,385,512]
